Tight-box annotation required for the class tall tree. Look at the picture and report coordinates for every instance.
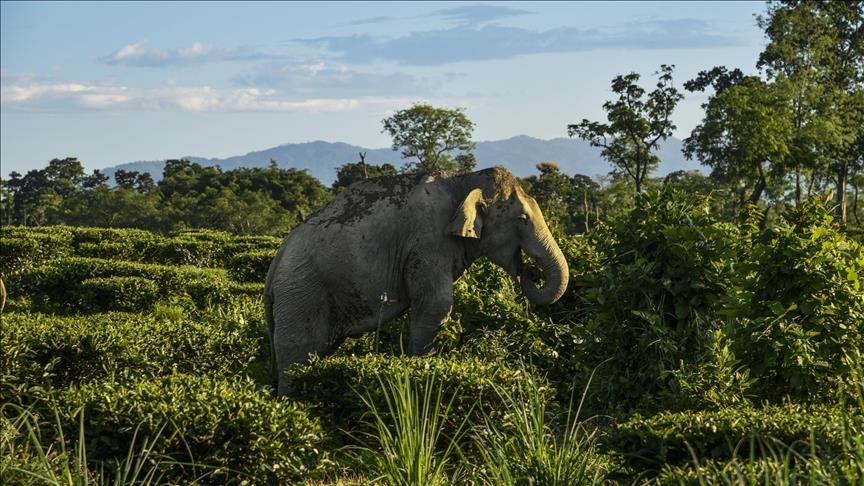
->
[568,64,683,195]
[382,104,476,174]
[683,76,794,212]
[757,0,864,222]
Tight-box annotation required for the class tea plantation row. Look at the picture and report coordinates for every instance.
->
[2,190,863,484]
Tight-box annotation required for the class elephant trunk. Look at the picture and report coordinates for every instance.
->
[519,229,569,306]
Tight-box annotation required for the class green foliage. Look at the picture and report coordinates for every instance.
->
[382,104,476,174]
[610,402,864,474]
[64,374,329,484]
[471,373,610,486]
[284,354,552,449]
[78,276,160,312]
[228,249,277,282]
[576,187,740,411]
[357,371,469,485]
[1,311,258,400]
[0,227,74,277]
[12,257,232,313]
[724,197,864,401]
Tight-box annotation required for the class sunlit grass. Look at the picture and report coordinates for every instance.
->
[0,402,175,485]
[469,371,609,486]
[354,371,470,485]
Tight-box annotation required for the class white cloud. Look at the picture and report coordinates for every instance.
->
[0,74,366,113]
[101,41,284,67]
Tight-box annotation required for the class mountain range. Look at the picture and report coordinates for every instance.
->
[103,135,701,185]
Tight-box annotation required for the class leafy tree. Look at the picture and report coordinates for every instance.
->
[757,0,864,222]
[568,65,683,195]
[382,104,476,174]
[333,160,398,192]
[114,169,155,193]
[81,169,109,190]
[684,76,795,214]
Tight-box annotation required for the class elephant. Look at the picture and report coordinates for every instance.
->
[264,166,569,396]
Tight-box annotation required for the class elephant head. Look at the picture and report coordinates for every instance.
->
[447,168,569,305]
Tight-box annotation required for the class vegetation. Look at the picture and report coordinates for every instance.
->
[2,1,863,484]
[381,103,477,174]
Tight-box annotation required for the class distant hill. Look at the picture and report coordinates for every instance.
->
[103,136,700,185]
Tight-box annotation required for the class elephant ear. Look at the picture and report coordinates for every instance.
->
[446,188,485,239]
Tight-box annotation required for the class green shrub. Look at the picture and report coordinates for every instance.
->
[724,197,864,401]
[64,374,330,484]
[78,276,160,312]
[284,354,553,449]
[609,402,864,472]
[575,188,741,412]
[0,227,74,277]
[228,249,276,282]
[1,311,259,401]
[12,257,232,312]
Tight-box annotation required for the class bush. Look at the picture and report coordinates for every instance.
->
[228,249,277,282]
[78,276,160,312]
[0,227,73,277]
[284,354,554,449]
[1,311,259,401]
[575,188,741,412]
[12,257,232,312]
[609,402,864,473]
[724,197,864,401]
[63,374,330,484]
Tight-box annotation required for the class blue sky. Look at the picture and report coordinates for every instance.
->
[1,1,766,176]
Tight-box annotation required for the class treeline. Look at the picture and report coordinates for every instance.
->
[0,158,333,236]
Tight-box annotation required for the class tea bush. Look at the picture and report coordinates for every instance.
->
[724,198,864,401]
[64,374,330,484]
[11,257,232,312]
[609,402,864,472]
[1,311,259,402]
[228,249,277,282]
[78,276,160,312]
[284,354,555,450]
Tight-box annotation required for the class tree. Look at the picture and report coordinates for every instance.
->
[333,160,398,192]
[757,0,864,222]
[683,76,794,213]
[568,65,683,195]
[382,104,476,174]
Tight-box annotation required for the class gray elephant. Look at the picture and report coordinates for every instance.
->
[264,167,569,396]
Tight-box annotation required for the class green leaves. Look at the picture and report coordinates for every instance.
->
[382,104,476,174]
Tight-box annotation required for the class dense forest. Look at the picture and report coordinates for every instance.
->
[2,1,863,484]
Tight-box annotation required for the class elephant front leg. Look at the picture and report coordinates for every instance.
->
[406,278,454,356]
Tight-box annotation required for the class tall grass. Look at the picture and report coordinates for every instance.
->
[470,374,609,485]
[0,402,208,485]
[355,371,470,485]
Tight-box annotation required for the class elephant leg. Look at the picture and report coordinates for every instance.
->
[406,277,454,356]
[272,289,331,397]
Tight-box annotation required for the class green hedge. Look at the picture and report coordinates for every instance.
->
[1,311,260,399]
[0,228,74,277]
[284,354,554,447]
[11,257,232,312]
[62,374,329,484]
[228,249,277,282]
[609,403,864,471]
[78,276,160,312]
[1,226,282,273]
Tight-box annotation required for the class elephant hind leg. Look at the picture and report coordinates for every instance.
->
[272,290,332,398]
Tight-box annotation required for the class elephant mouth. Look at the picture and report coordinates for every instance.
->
[514,249,543,285]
